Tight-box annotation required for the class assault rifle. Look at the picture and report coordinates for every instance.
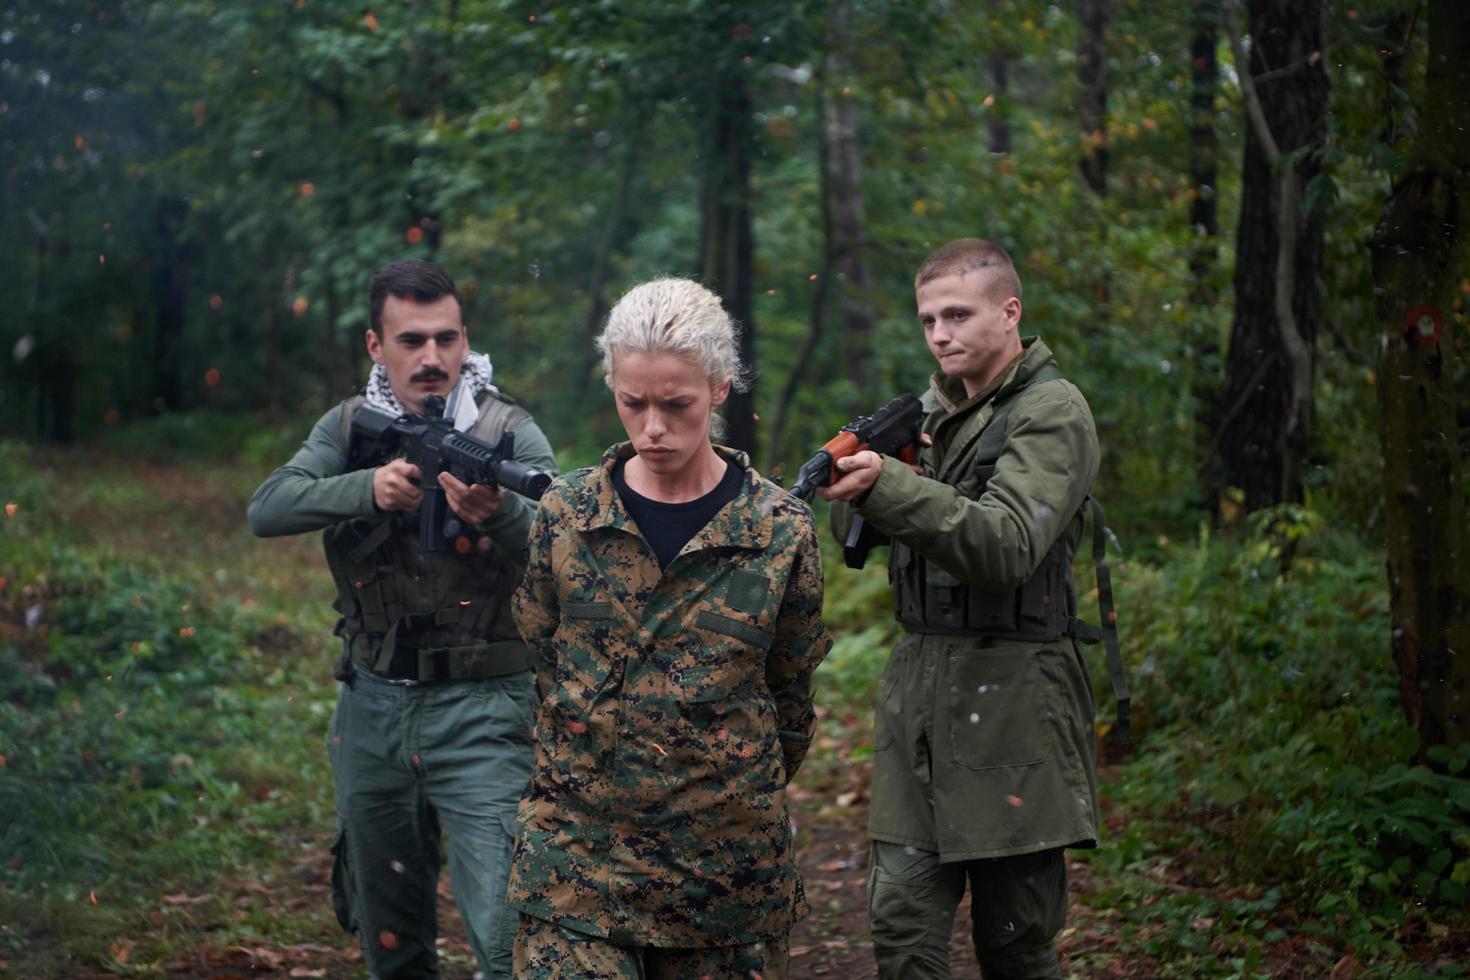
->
[789,392,925,569]
[350,394,553,553]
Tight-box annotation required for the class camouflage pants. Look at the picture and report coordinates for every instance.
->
[328,668,536,979]
[513,914,789,979]
[867,841,1067,980]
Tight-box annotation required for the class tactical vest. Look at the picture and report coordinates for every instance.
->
[891,363,1131,744]
[323,389,535,683]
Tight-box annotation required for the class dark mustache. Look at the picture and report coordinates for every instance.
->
[410,368,449,383]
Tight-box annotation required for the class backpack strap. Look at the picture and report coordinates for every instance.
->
[467,389,532,446]
[338,393,367,457]
[1069,496,1131,749]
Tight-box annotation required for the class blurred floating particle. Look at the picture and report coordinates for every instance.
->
[405,226,424,245]
[74,134,86,150]
[4,503,15,518]
[12,335,34,363]
[363,11,380,30]
[390,859,406,873]
[292,296,310,316]
[104,408,120,426]
[807,274,817,281]
[1006,794,1024,807]
[99,254,106,265]
[90,891,98,905]
[982,94,995,107]
[378,930,399,950]
[115,709,127,718]
[209,294,223,311]
[766,289,776,296]
[204,368,222,387]
[179,626,197,638]
[299,181,315,198]
[508,117,522,130]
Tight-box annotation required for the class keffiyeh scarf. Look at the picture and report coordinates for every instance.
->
[364,352,496,432]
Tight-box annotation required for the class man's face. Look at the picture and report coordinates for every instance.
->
[611,350,730,480]
[365,294,467,413]
[916,270,1023,399]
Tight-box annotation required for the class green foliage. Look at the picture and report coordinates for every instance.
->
[1087,506,1469,970]
[0,461,334,969]
[812,537,901,710]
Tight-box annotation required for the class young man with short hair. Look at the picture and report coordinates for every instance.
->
[821,238,1102,979]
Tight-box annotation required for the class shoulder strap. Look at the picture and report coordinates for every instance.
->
[468,389,531,446]
[337,393,367,451]
[1076,496,1131,750]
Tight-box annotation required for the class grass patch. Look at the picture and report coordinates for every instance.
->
[0,440,343,974]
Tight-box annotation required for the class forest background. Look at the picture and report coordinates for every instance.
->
[2,0,1469,976]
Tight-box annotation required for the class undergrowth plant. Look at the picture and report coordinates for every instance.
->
[1096,505,1469,972]
[0,440,337,972]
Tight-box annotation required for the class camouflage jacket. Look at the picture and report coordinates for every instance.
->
[506,443,833,946]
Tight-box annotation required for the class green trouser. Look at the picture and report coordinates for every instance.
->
[867,841,1067,980]
[328,668,536,979]
[513,914,790,979]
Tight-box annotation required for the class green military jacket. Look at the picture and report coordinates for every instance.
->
[839,337,1102,860]
[506,443,833,946]
[247,391,558,678]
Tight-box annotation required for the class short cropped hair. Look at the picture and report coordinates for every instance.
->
[368,259,464,334]
[597,278,750,393]
[914,238,1022,304]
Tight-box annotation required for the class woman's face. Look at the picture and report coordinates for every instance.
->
[611,350,730,479]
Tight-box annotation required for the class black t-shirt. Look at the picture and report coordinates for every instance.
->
[612,457,745,569]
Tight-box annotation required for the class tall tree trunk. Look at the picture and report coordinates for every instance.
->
[323,269,346,406]
[1212,0,1327,513]
[573,132,642,413]
[987,47,1012,155]
[153,197,188,413]
[260,272,285,425]
[700,72,757,456]
[825,0,876,407]
[1077,0,1109,196]
[767,77,836,468]
[1189,0,1223,501]
[1188,0,1220,307]
[1370,0,1470,757]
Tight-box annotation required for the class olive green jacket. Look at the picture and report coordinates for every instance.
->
[247,393,558,674]
[507,444,833,945]
[837,337,1102,860]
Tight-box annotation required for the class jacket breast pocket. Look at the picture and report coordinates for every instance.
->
[675,611,773,705]
[947,643,1051,770]
[551,601,619,697]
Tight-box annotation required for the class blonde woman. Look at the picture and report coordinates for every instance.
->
[507,278,832,978]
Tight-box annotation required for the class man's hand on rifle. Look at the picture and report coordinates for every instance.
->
[816,433,930,503]
[374,459,424,512]
[816,450,884,502]
[439,471,504,525]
